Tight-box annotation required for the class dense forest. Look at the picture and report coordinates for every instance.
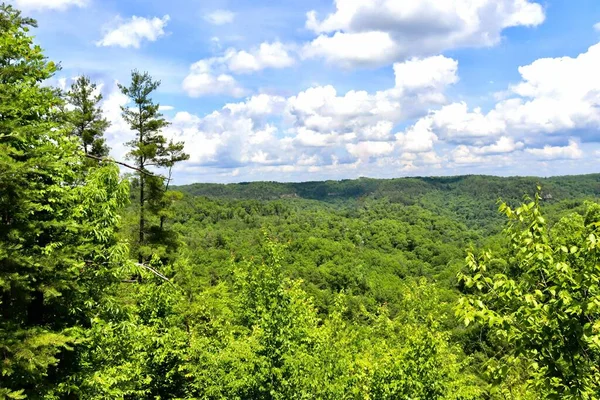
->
[1,3,600,399]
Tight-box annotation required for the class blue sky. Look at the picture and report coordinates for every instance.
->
[11,0,600,184]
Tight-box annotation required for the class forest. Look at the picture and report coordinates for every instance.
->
[2,3,600,399]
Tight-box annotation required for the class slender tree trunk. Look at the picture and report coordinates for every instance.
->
[138,104,145,264]
[139,172,145,264]
[159,165,173,232]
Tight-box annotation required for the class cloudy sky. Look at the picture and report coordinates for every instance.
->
[12,0,600,184]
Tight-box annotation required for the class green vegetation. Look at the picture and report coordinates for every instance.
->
[1,4,599,399]
[66,75,110,158]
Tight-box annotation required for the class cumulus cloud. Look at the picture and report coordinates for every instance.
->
[97,15,170,48]
[100,39,597,181]
[225,42,295,74]
[86,56,450,178]
[302,31,398,68]
[346,141,395,160]
[204,10,235,25]
[393,56,459,92]
[594,22,600,32]
[303,0,545,67]
[451,145,486,165]
[224,93,287,116]
[10,0,87,10]
[177,56,459,171]
[473,136,524,155]
[183,42,295,96]
[182,60,246,98]
[395,119,438,153]
[406,42,600,150]
[284,55,458,141]
[526,140,583,160]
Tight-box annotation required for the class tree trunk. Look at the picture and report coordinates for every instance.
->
[139,172,144,264]
[138,104,145,264]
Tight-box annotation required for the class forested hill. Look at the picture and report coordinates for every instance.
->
[176,174,600,233]
[178,173,600,202]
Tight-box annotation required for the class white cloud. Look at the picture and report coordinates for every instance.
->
[174,56,459,173]
[304,0,544,67]
[408,42,600,148]
[183,42,295,96]
[395,119,438,153]
[101,84,133,162]
[526,140,583,160]
[451,145,485,165]
[100,66,459,181]
[443,137,523,167]
[473,136,524,155]
[225,42,295,74]
[159,105,174,111]
[393,56,459,93]
[97,15,170,48]
[224,93,286,116]
[204,10,235,25]
[302,31,398,67]
[182,60,245,97]
[594,22,600,32]
[285,55,458,140]
[11,0,87,10]
[346,141,395,160]
[419,151,443,165]
[428,102,506,141]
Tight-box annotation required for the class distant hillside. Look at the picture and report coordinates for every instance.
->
[176,174,600,203]
[175,174,600,233]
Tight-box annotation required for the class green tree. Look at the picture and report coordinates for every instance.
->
[118,70,188,262]
[0,4,130,397]
[457,192,600,398]
[66,75,110,158]
[183,236,481,399]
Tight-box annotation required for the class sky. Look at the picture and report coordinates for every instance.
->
[9,0,600,184]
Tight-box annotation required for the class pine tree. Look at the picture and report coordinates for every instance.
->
[66,75,110,157]
[118,70,188,262]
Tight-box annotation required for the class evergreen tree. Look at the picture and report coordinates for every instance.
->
[66,75,110,157]
[0,4,130,397]
[119,70,188,262]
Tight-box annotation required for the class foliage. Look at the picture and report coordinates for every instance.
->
[119,70,189,263]
[65,75,110,158]
[458,191,600,398]
[182,237,482,399]
[0,5,129,396]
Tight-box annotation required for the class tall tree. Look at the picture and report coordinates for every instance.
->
[66,75,110,157]
[118,70,188,262]
[0,4,130,397]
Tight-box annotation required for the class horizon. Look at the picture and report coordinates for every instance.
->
[10,0,600,184]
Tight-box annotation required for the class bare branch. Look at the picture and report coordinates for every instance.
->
[135,262,178,289]
[84,153,166,179]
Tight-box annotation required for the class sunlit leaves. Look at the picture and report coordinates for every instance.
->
[458,193,600,398]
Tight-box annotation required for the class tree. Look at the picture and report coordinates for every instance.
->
[457,191,600,398]
[0,4,130,397]
[182,235,482,399]
[66,75,110,158]
[118,70,188,263]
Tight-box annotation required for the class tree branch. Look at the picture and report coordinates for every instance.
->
[135,262,178,289]
[84,153,166,179]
